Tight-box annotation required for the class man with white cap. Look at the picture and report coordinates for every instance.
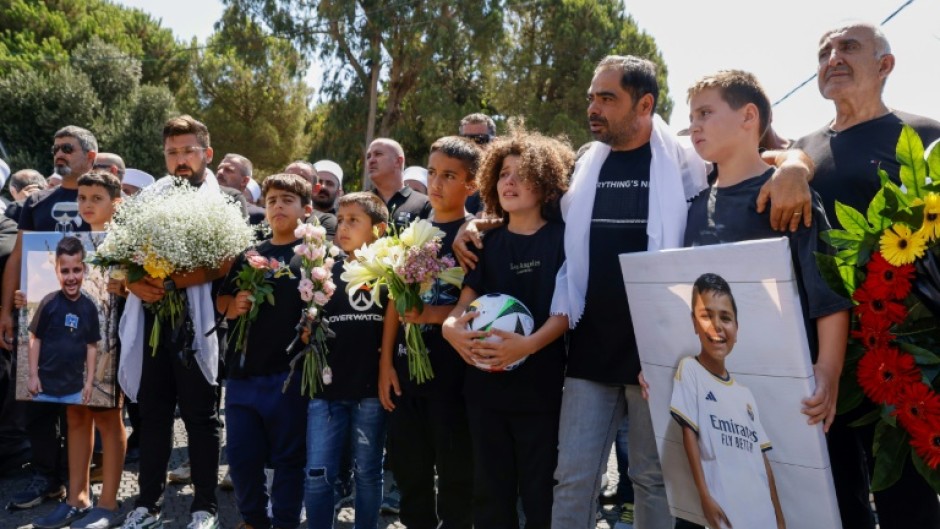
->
[121,169,155,196]
[402,166,428,195]
[283,160,337,240]
[312,159,344,214]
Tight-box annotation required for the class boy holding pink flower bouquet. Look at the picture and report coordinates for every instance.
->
[216,173,314,529]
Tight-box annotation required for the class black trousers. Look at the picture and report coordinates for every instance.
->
[135,315,221,514]
[0,347,29,460]
[465,404,558,529]
[387,393,474,529]
[829,403,940,529]
[24,402,67,482]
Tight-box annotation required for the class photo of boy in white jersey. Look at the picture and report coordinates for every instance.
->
[670,273,785,529]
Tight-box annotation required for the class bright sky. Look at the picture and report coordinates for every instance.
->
[118,0,939,139]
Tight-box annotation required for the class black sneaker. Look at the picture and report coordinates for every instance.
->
[9,475,66,509]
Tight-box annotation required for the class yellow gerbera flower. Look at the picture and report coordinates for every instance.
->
[880,224,928,266]
[921,193,940,240]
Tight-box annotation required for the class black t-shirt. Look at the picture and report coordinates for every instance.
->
[379,186,432,229]
[29,290,101,396]
[463,222,567,412]
[568,145,652,385]
[219,240,307,378]
[393,216,471,398]
[320,261,388,400]
[793,111,940,228]
[19,186,90,232]
[684,169,853,360]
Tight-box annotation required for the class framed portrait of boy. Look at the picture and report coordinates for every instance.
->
[14,231,118,408]
[619,237,842,529]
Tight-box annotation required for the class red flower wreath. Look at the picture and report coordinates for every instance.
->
[852,251,940,470]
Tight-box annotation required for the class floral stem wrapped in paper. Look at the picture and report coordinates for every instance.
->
[818,125,940,491]
[285,219,340,397]
[229,249,294,368]
[341,218,464,383]
[90,178,255,356]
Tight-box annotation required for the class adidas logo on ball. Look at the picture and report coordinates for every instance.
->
[465,293,535,372]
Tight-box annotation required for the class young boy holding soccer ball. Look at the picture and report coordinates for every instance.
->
[443,130,572,529]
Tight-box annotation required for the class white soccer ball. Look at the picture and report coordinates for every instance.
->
[464,293,535,372]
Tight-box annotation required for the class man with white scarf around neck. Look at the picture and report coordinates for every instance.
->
[121,115,230,529]
[455,55,815,529]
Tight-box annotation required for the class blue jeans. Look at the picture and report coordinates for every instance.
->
[226,374,307,529]
[615,413,634,503]
[304,398,387,529]
[552,378,670,529]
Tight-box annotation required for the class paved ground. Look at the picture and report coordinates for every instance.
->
[2,405,625,529]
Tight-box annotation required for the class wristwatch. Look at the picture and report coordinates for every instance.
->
[163,278,177,292]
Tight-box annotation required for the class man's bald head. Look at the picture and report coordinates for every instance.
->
[94,152,126,180]
[10,169,46,201]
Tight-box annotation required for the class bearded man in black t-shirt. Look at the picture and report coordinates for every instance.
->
[789,22,940,529]
[0,125,97,510]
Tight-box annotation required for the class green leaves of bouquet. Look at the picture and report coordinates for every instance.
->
[817,125,940,493]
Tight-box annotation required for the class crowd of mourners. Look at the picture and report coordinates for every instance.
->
[0,20,938,529]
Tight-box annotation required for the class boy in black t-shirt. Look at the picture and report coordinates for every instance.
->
[443,131,572,529]
[304,192,390,529]
[217,173,313,529]
[380,137,480,529]
[27,236,100,405]
[683,70,851,434]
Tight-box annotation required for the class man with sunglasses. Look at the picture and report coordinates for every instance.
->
[458,114,496,216]
[0,125,97,511]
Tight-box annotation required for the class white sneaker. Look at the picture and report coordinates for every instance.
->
[121,507,161,529]
[186,511,218,529]
[168,461,192,484]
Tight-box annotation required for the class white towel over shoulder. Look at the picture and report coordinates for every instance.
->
[550,115,707,327]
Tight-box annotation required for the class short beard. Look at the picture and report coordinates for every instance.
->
[54,164,72,177]
[313,194,335,210]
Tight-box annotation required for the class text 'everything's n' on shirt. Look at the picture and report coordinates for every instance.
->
[463,221,566,412]
[567,143,651,386]
[670,356,776,528]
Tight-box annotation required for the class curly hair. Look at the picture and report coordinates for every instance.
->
[477,130,574,219]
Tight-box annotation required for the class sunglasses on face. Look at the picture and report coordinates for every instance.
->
[461,133,492,145]
[51,144,77,155]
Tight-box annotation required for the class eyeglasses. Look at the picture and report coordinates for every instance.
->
[461,133,492,145]
[51,144,77,155]
[164,146,205,158]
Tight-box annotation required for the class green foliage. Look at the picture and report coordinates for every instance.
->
[0,0,190,90]
[0,65,100,173]
[871,421,910,491]
[226,0,671,189]
[184,8,313,176]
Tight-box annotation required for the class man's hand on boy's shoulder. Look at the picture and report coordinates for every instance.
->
[757,150,815,232]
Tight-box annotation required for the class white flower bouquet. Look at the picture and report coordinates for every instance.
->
[285,219,341,397]
[91,178,255,355]
[341,219,464,383]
